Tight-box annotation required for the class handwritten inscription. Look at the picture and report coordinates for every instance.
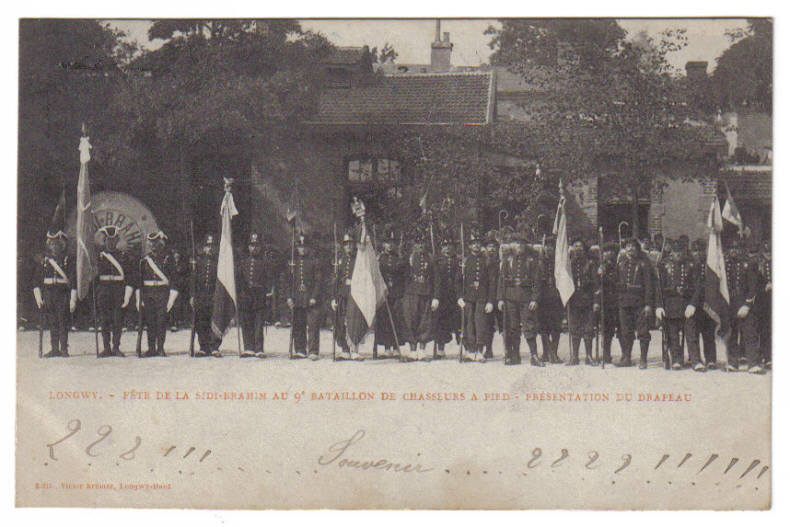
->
[318,430,433,473]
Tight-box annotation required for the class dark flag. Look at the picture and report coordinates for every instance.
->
[210,181,239,340]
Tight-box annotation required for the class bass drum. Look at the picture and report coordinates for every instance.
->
[66,191,159,256]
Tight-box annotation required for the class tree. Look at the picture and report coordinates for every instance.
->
[711,19,772,112]
[486,19,721,238]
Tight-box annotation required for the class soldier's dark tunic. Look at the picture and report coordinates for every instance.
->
[170,254,189,329]
[36,254,76,355]
[332,251,355,352]
[289,253,324,356]
[755,253,771,365]
[401,250,439,348]
[238,247,276,353]
[725,251,759,368]
[459,251,489,352]
[483,249,500,357]
[568,254,596,339]
[139,252,180,355]
[596,257,619,363]
[96,248,134,353]
[616,253,653,361]
[193,252,219,353]
[688,252,717,366]
[497,250,543,362]
[434,253,460,349]
[374,250,406,349]
[657,255,696,365]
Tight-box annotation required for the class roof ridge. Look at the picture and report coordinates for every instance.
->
[383,71,491,78]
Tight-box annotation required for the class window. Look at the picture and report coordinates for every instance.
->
[347,157,401,185]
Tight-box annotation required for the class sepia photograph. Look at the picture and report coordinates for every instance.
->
[14,16,773,510]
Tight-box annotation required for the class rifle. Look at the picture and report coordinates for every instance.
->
[332,222,338,362]
[429,220,438,360]
[135,257,144,358]
[188,219,197,357]
[287,222,296,360]
[459,223,466,363]
[38,307,44,359]
[598,226,605,369]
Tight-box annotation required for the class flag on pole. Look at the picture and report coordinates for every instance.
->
[552,195,575,307]
[211,184,239,339]
[345,222,388,347]
[76,132,96,301]
[703,196,731,339]
[721,182,743,233]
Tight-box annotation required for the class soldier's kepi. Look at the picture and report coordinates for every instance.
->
[95,225,135,357]
[34,229,77,358]
[136,230,180,357]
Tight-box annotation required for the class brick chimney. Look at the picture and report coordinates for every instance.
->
[685,61,708,82]
[430,20,453,72]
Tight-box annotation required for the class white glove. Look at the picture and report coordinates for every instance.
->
[497,301,505,312]
[485,302,493,314]
[33,287,43,310]
[766,282,772,292]
[189,297,195,308]
[266,287,275,298]
[430,298,439,311]
[287,298,294,309]
[528,301,538,311]
[593,303,600,312]
[737,305,750,319]
[330,299,338,311]
[457,298,465,308]
[655,307,665,321]
[121,285,133,309]
[69,290,77,313]
[685,305,696,319]
[166,289,179,313]
[309,297,317,307]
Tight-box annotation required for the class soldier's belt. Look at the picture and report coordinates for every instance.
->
[43,277,68,285]
[99,275,124,282]
[143,279,169,287]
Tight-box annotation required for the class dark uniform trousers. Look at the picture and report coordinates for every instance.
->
[402,294,433,347]
[758,295,771,364]
[293,306,321,354]
[194,294,219,352]
[482,256,500,357]
[435,257,460,348]
[239,288,267,353]
[43,285,70,354]
[462,302,489,351]
[538,262,563,360]
[504,301,539,353]
[142,285,170,354]
[726,311,759,368]
[687,311,716,365]
[725,255,759,368]
[664,317,696,365]
[333,295,350,352]
[600,305,618,362]
[374,299,402,349]
[97,281,125,351]
[568,299,595,338]
[617,256,653,361]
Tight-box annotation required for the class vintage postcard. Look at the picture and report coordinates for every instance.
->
[16,18,772,509]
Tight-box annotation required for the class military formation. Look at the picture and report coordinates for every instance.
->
[31,220,771,374]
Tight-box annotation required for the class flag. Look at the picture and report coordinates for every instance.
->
[345,222,388,347]
[211,188,239,340]
[76,134,96,301]
[703,196,731,339]
[552,197,575,307]
[721,182,743,233]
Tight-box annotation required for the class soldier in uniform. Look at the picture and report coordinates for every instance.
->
[724,238,763,373]
[497,232,545,366]
[687,239,717,369]
[287,232,324,360]
[615,237,653,369]
[566,238,597,366]
[595,242,619,364]
[95,225,134,357]
[136,231,180,357]
[33,230,77,357]
[238,232,276,358]
[755,239,771,369]
[482,231,501,360]
[190,233,220,357]
[170,248,189,330]
[538,237,563,363]
[401,231,439,361]
[434,234,460,359]
[656,239,701,370]
[374,232,406,358]
[331,232,362,361]
[457,229,490,362]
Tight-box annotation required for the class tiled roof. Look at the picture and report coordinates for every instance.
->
[308,72,494,125]
[720,169,771,201]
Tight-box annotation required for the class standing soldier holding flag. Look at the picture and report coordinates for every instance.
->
[75,126,98,356]
[210,178,240,358]
[95,225,135,357]
[566,237,597,366]
[374,230,406,359]
[192,233,219,357]
[332,231,362,361]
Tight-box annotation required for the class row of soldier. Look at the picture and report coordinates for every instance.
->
[32,221,771,372]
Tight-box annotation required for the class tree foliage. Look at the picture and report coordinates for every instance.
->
[711,19,772,112]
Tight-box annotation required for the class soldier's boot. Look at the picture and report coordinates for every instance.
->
[527,339,543,367]
[551,333,563,363]
[615,341,633,367]
[566,336,580,366]
[43,349,60,358]
[603,336,613,364]
[639,340,650,369]
[584,337,596,365]
[539,334,551,363]
[483,343,493,360]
